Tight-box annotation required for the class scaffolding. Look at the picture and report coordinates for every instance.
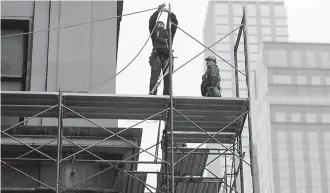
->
[1,4,255,193]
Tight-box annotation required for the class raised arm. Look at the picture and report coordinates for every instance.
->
[149,10,160,34]
[167,12,178,41]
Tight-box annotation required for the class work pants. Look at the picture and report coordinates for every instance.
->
[149,52,174,95]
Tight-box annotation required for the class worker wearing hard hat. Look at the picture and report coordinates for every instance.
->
[148,4,178,95]
[201,56,222,97]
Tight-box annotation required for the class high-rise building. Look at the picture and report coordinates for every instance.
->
[203,0,289,192]
[252,41,330,193]
[204,0,288,97]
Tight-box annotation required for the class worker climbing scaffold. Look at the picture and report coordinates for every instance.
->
[148,4,178,96]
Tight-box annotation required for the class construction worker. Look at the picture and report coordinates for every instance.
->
[201,56,222,97]
[149,4,178,95]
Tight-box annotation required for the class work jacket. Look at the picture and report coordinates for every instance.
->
[201,64,221,97]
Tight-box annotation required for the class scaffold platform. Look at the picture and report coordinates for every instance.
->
[1,91,248,135]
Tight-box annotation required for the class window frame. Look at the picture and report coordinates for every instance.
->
[1,19,31,91]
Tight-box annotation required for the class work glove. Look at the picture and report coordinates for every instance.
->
[158,3,166,11]
[207,87,214,95]
[162,8,171,13]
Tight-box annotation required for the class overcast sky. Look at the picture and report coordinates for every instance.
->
[115,0,330,189]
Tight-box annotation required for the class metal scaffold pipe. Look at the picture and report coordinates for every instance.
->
[56,88,63,193]
[167,3,175,193]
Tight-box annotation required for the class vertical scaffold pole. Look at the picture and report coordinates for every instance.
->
[225,154,228,193]
[167,3,175,193]
[239,135,245,193]
[234,51,240,98]
[56,88,63,193]
[242,5,257,193]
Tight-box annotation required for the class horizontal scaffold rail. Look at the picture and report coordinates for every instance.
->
[1,91,248,137]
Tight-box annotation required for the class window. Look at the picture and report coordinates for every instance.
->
[218,52,231,61]
[221,89,233,97]
[250,53,259,62]
[311,76,321,85]
[217,17,229,25]
[292,50,302,67]
[220,71,232,80]
[233,3,243,16]
[291,113,301,122]
[239,80,247,89]
[216,24,230,34]
[307,113,317,123]
[276,112,286,122]
[273,75,291,84]
[306,51,317,68]
[217,43,231,52]
[261,18,271,26]
[297,76,307,85]
[260,5,270,17]
[220,60,234,70]
[253,70,258,99]
[1,19,29,91]
[322,114,330,123]
[263,35,272,41]
[269,50,287,66]
[247,17,257,25]
[233,17,243,25]
[319,51,330,68]
[248,26,257,35]
[248,35,258,43]
[216,34,230,43]
[326,77,330,85]
[1,19,30,125]
[276,36,288,42]
[221,80,232,89]
[276,27,288,36]
[262,27,271,35]
[247,4,256,17]
[215,3,229,15]
[275,18,288,27]
[249,44,259,53]
[274,5,286,18]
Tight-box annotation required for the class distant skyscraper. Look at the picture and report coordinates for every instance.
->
[203,1,289,192]
[204,0,288,97]
[252,41,330,193]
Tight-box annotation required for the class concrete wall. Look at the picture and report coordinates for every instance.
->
[1,1,119,127]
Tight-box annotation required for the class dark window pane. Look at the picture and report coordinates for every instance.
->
[1,81,22,125]
[1,80,22,91]
[1,117,20,126]
[1,29,24,76]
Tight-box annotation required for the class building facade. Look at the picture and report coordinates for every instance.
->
[0,2,147,193]
[203,1,288,192]
[252,41,330,193]
[1,1,122,127]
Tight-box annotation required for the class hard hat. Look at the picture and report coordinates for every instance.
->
[205,56,217,63]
